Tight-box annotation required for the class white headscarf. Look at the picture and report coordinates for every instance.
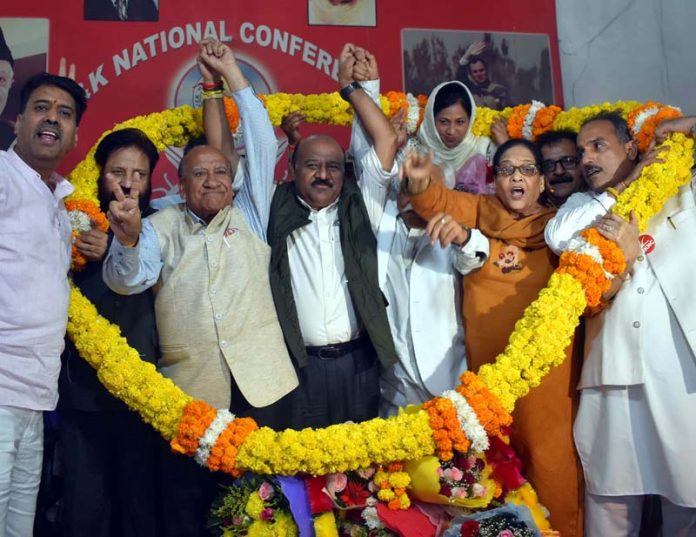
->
[417,80,490,176]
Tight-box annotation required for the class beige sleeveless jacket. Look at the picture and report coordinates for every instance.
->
[149,204,298,409]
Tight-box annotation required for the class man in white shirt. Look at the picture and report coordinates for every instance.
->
[0,72,87,535]
[545,112,696,537]
[266,47,399,428]
[342,44,489,415]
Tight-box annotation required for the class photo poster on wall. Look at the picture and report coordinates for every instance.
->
[0,18,49,150]
[0,0,562,196]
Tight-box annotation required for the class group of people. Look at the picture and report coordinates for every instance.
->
[0,36,694,537]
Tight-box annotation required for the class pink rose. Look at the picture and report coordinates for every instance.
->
[472,483,486,498]
[452,487,468,499]
[497,531,514,537]
[449,467,464,482]
[436,466,445,478]
[258,481,275,501]
[326,472,348,494]
[260,508,274,521]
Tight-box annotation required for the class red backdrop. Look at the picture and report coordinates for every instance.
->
[0,1,562,190]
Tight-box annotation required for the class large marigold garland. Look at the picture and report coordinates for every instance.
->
[226,92,652,148]
[65,97,693,534]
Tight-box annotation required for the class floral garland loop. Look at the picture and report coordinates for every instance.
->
[66,99,693,481]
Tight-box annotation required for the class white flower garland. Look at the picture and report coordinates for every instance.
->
[566,235,614,280]
[69,210,93,233]
[194,409,236,465]
[631,106,660,138]
[522,100,546,140]
[406,93,421,135]
[442,389,489,453]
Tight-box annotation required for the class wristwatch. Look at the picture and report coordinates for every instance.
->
[339,81,362,102]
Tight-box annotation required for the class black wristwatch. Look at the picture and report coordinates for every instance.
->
[339,81,362,102]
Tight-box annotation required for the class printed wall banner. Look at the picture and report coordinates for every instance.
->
[0,18,49,150]
[403,29,554,110]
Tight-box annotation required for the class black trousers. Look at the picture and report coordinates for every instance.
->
[286,340,380,429]
[59,408,159,537]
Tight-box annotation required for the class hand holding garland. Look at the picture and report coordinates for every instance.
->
[654,115,696,144]
[595,211,640,301]
[610,145,669,195]
[74,224,109,262]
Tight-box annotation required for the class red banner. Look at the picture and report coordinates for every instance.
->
[0,1,562,192]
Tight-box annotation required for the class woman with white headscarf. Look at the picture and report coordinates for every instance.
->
[415,80,507,194]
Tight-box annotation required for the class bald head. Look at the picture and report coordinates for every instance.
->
[179,145,234,222]
[293,134,346,210]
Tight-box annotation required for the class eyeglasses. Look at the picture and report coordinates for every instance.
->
[540,156,579,174]
[494,164,540,177]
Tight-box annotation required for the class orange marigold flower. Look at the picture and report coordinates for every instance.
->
[222,97,241,132]
[170,400,217,455]
[423,397,471,460]
[507,104,531,139]
[456,372,512,439]
[66,199,110,271]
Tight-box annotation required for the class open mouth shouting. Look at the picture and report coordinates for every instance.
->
[36,125,61,145]
[510,185,526,200]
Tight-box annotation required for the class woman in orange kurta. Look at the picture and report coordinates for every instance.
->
[404,139,583,537]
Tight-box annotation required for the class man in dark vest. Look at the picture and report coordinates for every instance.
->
[268,129,398,428]
[58,128,160,537]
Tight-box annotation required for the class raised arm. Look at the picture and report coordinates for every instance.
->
[402,151,479,228]
[341,44,398,172]
[340,44,400,231]
[198,40,276,240]
[198,39,239,173]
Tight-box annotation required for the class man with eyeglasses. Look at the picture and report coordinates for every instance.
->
[103,41,297,537]
[536,130,585,207]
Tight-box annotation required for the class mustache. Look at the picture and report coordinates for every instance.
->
[549,174,574,185]
[312,178,335,188]
[583,165,602,177]
[36,122,62,139]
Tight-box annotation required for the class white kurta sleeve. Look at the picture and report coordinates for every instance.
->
[544,191,616,254]
[452,228,489,275]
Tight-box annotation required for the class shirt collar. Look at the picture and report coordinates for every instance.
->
[8,148,74,201]
[296,195,339,214]
[185,205,209,227]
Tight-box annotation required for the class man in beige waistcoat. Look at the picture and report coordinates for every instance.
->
[103,40,297,537]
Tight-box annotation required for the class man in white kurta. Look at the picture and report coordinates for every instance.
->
[344,47,489,415]
[545,112,696,536]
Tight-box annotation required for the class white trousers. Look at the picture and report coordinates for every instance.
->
[586,493,696,537]
[0,407,43,537]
